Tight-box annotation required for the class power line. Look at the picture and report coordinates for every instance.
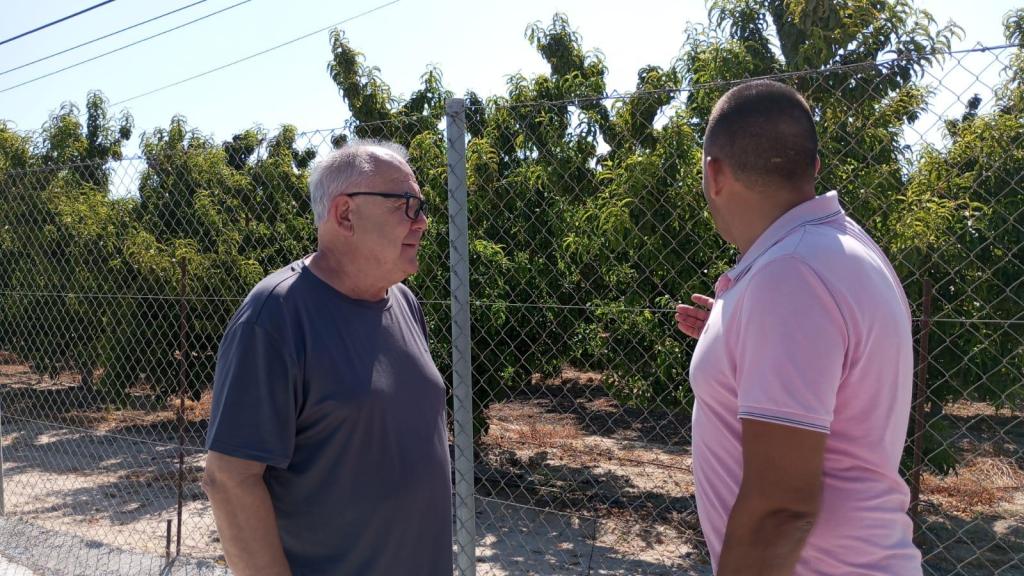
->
[110,0,401,107]
[0,1,117,47]
[0,0,211,78]
[0,0,254,95]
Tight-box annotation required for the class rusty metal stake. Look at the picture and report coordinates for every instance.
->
[165,518,172,561]
[910,277,933,541]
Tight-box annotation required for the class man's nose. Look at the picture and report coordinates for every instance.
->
[412,210,428,231]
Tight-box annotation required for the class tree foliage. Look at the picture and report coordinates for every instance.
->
[0,5,1019,468]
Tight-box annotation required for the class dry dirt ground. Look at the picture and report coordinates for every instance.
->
[477,372,1024,576]
[1,364,1022,575]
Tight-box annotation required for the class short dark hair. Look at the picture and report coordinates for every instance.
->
[704,80,818,189]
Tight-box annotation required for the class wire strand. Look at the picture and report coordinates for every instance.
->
[0,0,211,78]
[0,0,254,95]
[109,0,401,107]
[0,1,117,47]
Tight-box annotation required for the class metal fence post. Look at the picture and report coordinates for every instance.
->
[176,257,189,558]
[446,97,476,576]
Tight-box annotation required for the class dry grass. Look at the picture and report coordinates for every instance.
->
[121,464,205,487]
[163,389,214,423]
[0,364,33,378]
[0,360,214,436]
[485,379,1022,534]
[530,369,604,387]
[481,388,702,569]
[486,400,582,447]
[482,395,696,510]
[582,395,620,413]
[56,394,211,434]
[60,409,161,432]
[944,400,1019,418]
[923,456,1024,517]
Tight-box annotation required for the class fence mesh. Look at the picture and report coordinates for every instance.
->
[0,45,1022,576]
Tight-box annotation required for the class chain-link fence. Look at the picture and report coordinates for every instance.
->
[1,44,1022,575]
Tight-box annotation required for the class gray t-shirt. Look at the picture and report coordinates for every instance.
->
[206,258,452,576]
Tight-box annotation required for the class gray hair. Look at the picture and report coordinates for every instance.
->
[308,139,410,226]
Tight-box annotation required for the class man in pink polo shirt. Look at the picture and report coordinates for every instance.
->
[675,80,921,575]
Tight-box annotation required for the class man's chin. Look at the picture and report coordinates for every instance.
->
[399,260,420,279]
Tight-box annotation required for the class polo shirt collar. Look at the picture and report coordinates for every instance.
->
[719,191,844,291]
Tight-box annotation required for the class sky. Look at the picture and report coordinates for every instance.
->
[0,0,1020,156]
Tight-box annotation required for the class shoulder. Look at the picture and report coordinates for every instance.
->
[390,282,422,310]
[745,253,831,294]
[789,217,892,275]
[751,220,869,292]
[231,260,307,331]
[739,254,845,326]
[389,283,429,340]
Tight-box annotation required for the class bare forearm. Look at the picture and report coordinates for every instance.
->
[717,495,817,576]
[207,477,291,576]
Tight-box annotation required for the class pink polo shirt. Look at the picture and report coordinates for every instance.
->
[689,191,921,575]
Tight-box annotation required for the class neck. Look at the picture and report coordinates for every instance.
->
[307,246,390,301]
[732,188,814,254]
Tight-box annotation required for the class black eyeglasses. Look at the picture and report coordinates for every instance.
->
[342,192,428,220]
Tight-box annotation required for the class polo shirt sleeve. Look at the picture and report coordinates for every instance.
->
[734,256,848,434]
[205,320,298,468]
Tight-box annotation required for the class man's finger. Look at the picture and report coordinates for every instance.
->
[676,305,709,321]
[676,317,703,338]
[675,300,711,340]
[676,321,696,337]
[691,294,715,309]
[687,307,709,320]
[679,316,702,329]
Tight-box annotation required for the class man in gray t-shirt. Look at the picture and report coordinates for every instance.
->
[203,141,452,576]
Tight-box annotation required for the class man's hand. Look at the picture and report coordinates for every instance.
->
[675,294,715,339]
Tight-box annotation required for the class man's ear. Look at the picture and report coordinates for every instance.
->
[331,195,355,236]
[705,155,726,199]
[814,155,821,177]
